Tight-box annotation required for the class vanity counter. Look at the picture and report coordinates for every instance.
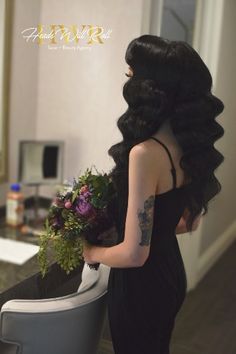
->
[0,223,83,309]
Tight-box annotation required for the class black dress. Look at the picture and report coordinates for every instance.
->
[107,136,189,354]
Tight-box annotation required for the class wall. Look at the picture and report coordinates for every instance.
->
[36,0,142,195]
[0,0,41,205]
[36,0,143,197]
[199,0,236,253]
[1,0,143,204]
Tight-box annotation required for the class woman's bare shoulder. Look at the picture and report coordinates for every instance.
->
[131,138,170,164]
[129,140,166,183]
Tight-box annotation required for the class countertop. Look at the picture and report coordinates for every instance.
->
[0,205,118,310]
[0,221,83,309]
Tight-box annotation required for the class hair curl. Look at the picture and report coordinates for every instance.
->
[108,35,225,234]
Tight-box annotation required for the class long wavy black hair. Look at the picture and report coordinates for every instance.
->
[107,35,225,234]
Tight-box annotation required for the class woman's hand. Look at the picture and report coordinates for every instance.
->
[82,241,98,264]
[175,211,203,234]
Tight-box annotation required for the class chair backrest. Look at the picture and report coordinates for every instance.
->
[0,264,111,354]
[0,340,17,354]
[77,262,100,294]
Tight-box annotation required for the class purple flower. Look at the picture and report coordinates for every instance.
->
[83,191,92,198]
[51,215,63,230]
[78,195,86,202]
[75,196,95,217]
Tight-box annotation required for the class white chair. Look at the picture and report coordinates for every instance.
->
[0,263,111,354]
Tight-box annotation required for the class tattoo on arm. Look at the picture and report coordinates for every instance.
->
[137,195,155,246]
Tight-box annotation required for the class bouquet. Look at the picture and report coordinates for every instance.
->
[37,166,117,278]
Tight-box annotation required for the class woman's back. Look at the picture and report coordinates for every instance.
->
[107,134,189,354]
[149,120,189,194]
[107,33,224,354]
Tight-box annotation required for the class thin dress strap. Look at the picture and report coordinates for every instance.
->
[150,136,177,189]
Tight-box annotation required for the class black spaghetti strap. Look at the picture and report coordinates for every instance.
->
[150,136,177,189]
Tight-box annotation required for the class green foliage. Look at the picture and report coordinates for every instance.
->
[37,218,52,278]
[53,237,83,274]
[37,165,116,278]
[37,215,85,277]
[37,220,84,278]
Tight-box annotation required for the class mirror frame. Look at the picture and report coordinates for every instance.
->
[0,0,13,183]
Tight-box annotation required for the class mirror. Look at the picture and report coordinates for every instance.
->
[161,0,197,45]
[18,141,64,186]
[0,0,12,183]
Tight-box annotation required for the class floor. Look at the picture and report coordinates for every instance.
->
[98,240,236,354]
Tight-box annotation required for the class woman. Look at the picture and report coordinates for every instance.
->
[83,35,225,353]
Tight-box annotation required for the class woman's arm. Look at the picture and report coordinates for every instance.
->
[82,143,159,268]
[175,208,203,234]
[86,209,203,266]
[84,241,140,268]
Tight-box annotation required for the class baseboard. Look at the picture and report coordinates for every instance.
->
[98,338,114,354]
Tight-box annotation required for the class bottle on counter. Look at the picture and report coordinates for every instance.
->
[6,183,25,227]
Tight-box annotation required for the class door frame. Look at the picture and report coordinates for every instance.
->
[141,0,225,290]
